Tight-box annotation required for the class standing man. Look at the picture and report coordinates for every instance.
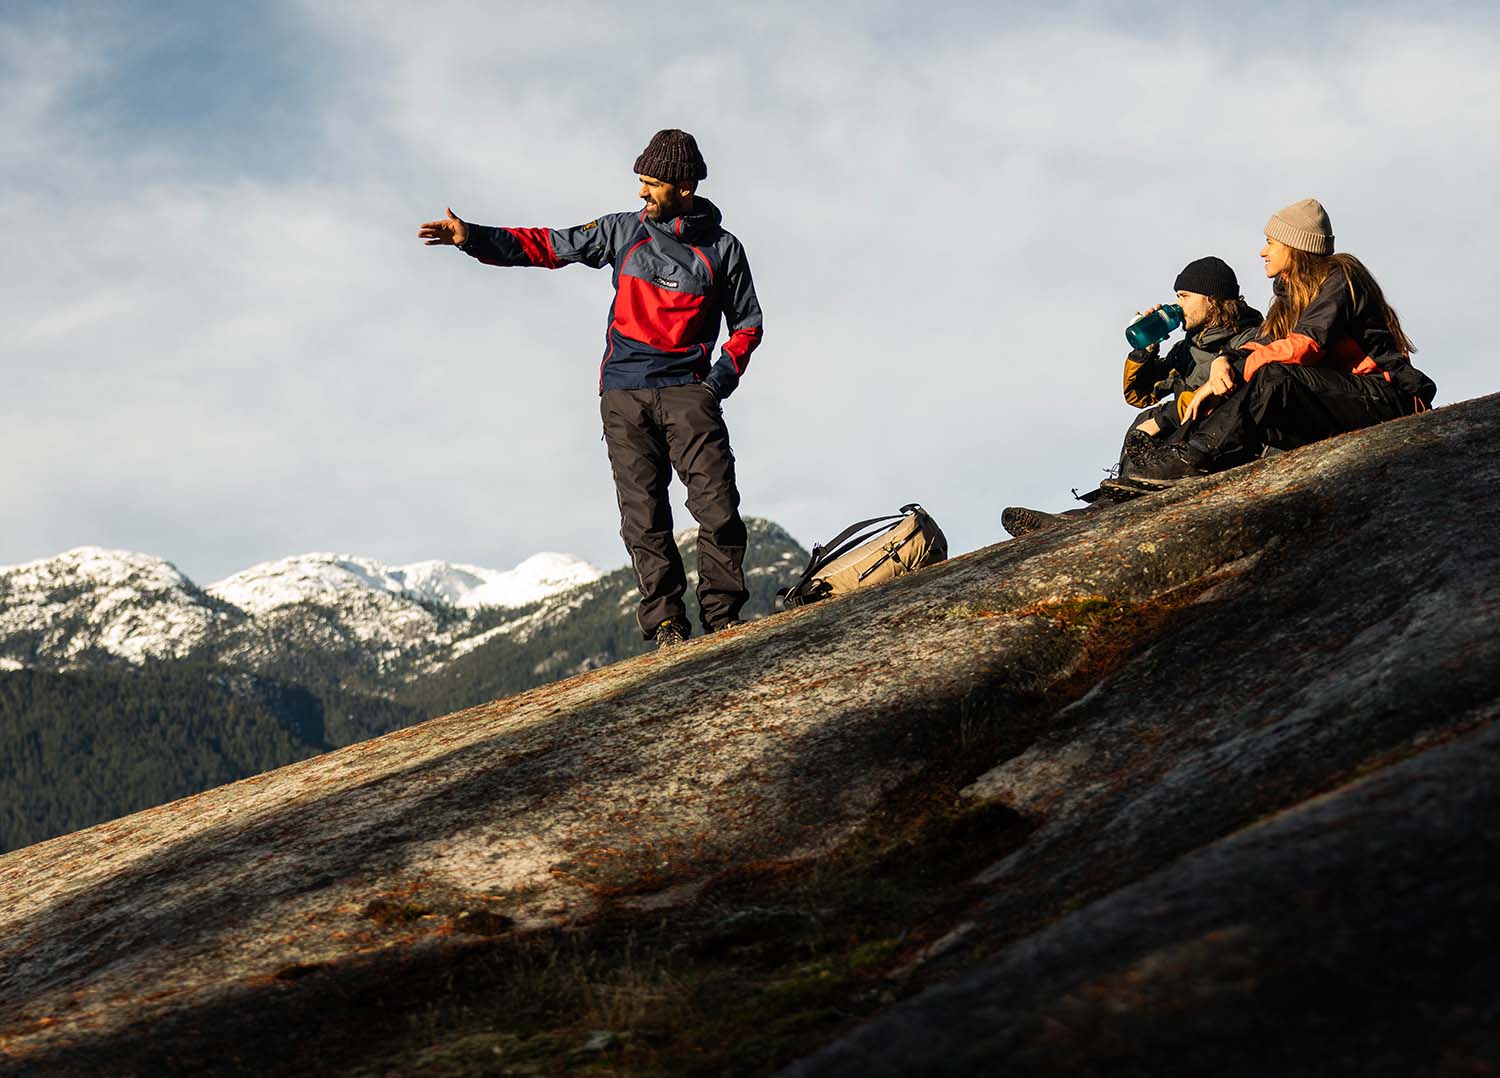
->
[418,129,763,649]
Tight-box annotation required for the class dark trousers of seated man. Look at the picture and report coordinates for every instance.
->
[1172,363,1411,467]
[601,385,749,637]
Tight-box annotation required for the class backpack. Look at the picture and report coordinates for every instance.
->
[776,504,948,609]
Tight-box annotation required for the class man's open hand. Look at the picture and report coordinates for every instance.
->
[418,208,467,246]
[1184,386,1221,422]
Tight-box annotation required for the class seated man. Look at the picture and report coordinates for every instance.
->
[1118,257,1263,449]
[1002,257,1260,537]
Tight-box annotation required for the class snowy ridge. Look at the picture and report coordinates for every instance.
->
[0,523,803,679]
[207,552,602,614]
[376,552,603,611]
[0,546,196,591]
[1,546,603,671]
[0,547,238,664]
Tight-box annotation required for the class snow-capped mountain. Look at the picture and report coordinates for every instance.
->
[403,552,605,610]
[0,546,243,665]
[208,552,601,614]
[0,521,805,698]
[0,546,602,675]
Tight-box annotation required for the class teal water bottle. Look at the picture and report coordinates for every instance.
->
[1124,304,1184,349]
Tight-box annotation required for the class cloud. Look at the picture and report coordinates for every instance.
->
[2,2,1497,582]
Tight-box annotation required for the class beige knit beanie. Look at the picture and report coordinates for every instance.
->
[1265,198,1334,254]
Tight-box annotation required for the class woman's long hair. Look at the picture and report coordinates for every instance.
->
[1261,248,1416,355]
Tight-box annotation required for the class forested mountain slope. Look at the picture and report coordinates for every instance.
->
[0,520,806,852]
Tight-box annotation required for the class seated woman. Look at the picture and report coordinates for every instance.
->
[1001,257,1260,537]
[1123,199,1436,487]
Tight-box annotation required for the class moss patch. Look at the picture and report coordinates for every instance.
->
[361,898,431,926]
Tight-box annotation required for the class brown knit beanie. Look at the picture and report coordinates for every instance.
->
[633,129,707,183]
[1264,198,1334,254]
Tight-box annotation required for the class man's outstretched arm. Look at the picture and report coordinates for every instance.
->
[418,209,619,270]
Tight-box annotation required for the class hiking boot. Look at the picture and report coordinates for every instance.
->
[653,617,690,650]
[1123,427,1157,453]
[1125,441,1213,487]
[1002,506,1064,538]
[1116,427,1158,482]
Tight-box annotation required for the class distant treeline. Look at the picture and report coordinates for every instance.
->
[1,665,322,853]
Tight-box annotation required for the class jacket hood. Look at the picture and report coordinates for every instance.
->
[644,196,723,243]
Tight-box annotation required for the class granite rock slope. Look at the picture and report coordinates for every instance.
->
[1,394,1497,1076]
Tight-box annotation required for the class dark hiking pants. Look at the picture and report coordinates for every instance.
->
[1174,364,1409,466]
[1135,399,1182,438]
[600,385,749,638]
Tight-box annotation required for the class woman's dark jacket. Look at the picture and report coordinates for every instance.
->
[1230,271,1435,406]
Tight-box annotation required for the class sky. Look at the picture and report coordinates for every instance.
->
[4,0,1498,584]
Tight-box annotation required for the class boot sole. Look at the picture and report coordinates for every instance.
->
[1001,507,1062,538]
[1099,476,1169,497]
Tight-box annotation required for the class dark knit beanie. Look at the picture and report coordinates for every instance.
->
[1173,256,1240,299]
[633,129,707,183]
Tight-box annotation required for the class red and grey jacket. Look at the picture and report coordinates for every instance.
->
[458,197,763,399]
[1232,272,1435,405]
